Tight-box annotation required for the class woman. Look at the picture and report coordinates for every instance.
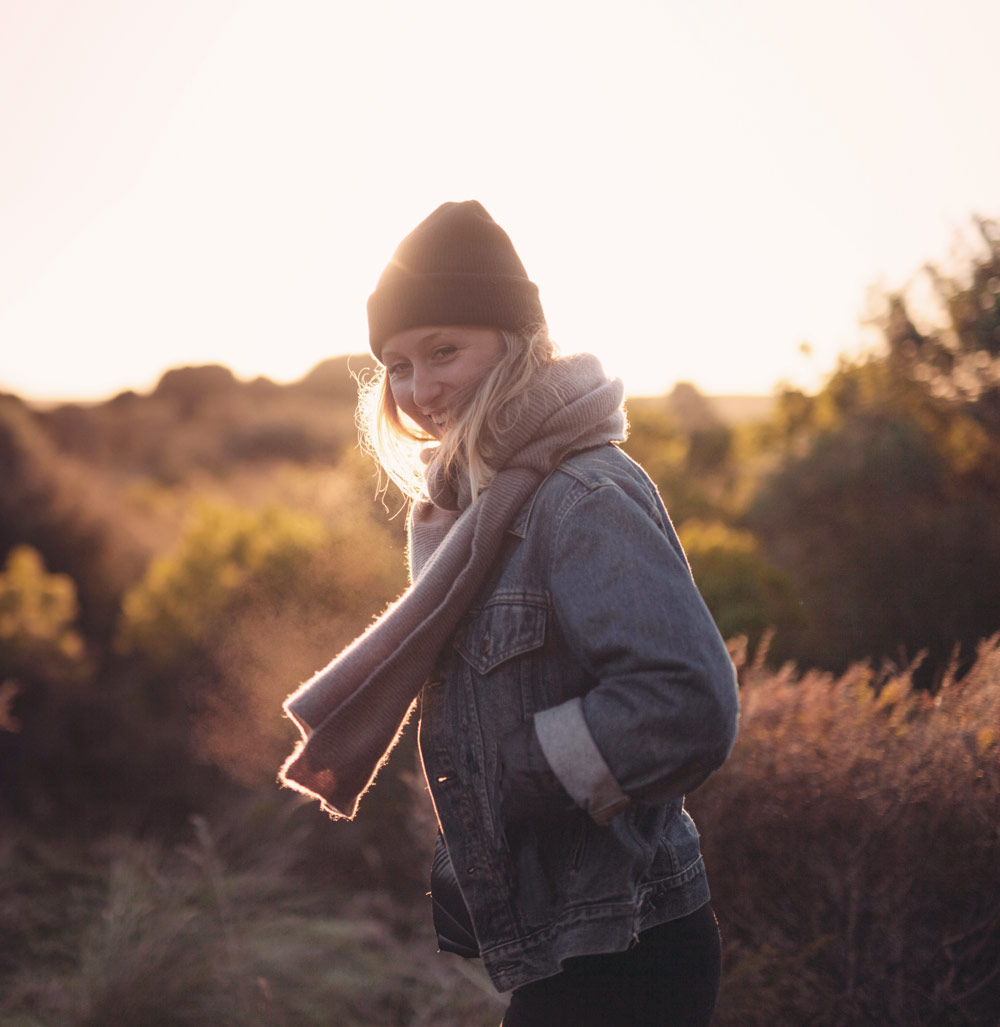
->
[281,201,739,1026]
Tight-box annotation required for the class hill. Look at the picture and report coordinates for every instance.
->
[17,359,771,476]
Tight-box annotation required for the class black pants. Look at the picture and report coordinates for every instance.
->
[501,904,721,1027]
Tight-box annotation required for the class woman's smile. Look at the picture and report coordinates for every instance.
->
[382,324,505,438]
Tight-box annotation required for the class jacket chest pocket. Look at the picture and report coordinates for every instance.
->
[453,594,548,675]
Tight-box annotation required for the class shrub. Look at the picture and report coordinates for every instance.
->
[690,635,1000,1026]
[749,388,1000,674]
[678,520,799,649]
[116,502,327,672]
[0,546,98,823]
[0,816,505,1027]
[112,489,405,796]
[0,546,88,686]
[0,398,143,642]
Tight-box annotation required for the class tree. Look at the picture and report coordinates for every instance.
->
[0,545,88,691]
[0,545,94,820]
[748,222,1000,675]
[885,216,1000,423]
[678,520,799,648]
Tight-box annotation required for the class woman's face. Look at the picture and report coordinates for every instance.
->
[382,325,504,439]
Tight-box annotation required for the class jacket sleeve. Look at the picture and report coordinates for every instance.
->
[532,480,739,825]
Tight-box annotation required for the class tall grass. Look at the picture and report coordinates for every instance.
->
[0,809,505,1027]
[3,637,998,1026]
[691,634,1000,1026]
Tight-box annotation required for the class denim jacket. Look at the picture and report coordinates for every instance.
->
[418,444,739,993]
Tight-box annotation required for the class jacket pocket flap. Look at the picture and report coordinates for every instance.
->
[454,596,547,674]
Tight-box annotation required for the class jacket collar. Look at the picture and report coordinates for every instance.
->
[508,469,555,538]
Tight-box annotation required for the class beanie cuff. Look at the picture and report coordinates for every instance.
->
[368,274,544,359]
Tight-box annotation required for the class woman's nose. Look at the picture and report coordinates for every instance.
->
[411,366,442,410]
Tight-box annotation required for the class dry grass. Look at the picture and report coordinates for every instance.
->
[0,812,505,1027]
[691,634,1000,1026]
[3,637,998,1026]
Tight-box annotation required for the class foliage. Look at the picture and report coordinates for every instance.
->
[678,521,799,648]
[38,357,369,482]
[0,546,99,822]
[111,481,404,790]
[0,546,88,687]
[2,220,1000,1023]
[739,222,1000,674]
[690,634,1000,1027]
[623,392,737,524]
[890,215,1000,411]
[3,639,997,1026]
[749,356,1000,674]
[116,502,328,671]
[0,815,504,1027]
[0,397,146,641]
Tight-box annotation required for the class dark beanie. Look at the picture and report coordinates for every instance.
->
[367,200,546,360]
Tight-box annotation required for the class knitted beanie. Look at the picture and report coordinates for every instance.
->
[367,200,546,360]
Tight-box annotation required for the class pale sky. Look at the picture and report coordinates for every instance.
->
[2,0,998,402]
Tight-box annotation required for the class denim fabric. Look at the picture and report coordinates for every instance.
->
[418,444,739,993]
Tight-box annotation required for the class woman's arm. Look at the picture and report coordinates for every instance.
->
[532,480,739,824]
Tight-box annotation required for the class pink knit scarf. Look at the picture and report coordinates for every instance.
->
[279,353,625,818]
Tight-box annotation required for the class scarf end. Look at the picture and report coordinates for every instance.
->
[277,694,418,821]
[278,742,363,821]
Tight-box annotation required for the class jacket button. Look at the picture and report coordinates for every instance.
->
[480,637,491,655]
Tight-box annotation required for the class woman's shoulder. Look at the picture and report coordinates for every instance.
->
[508,443,679,559]
[524,444,668,527]
[514,443,682,561]
[555,443,657,495]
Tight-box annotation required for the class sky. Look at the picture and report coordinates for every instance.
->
[2,0,999,402]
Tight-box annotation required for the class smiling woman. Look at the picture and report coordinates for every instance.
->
[365,323,557,503]
[281,200,739,1027]
[359,203,558,501]
[382,325,505,438]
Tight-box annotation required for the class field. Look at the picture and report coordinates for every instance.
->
[3,266,1000,1024]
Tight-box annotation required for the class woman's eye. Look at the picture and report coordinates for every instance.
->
[387,362,409,378]
[432,345,457,360]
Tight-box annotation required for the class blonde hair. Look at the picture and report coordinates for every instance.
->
[357,325,557,502]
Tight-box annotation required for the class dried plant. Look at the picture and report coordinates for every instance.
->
[692,634,1000,1026]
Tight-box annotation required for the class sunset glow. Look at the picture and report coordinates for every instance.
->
[2,0,999,401]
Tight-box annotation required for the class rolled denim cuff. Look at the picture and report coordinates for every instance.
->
[534,697,630,826]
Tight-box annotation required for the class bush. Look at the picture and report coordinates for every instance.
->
[0,546,88,686]
[0,815,505,1027]
[749,385,1000,674]
[678,520,799,649]
[0,546,98,822]
[116,502,328,672]
[113,490,404,775]
[0,398,144,642]
[690,635,1000,1026]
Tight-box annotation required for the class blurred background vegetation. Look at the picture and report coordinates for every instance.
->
[2,219,999,1025]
